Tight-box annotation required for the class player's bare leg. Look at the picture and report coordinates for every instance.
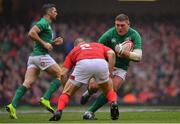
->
[112,76,124,91]
[39,64,63,114]
[6,68,40,119]
[99,81,119,120]
[49,80,80,121]
[83,76,123,120]
[83,80,119,120]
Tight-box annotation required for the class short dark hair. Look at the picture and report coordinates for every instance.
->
[115,14,129,21]
[41,3,56,15]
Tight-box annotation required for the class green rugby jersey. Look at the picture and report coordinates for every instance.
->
[98,27,142,70]
[31,18,53,56]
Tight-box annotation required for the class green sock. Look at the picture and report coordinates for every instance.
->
[11,85,28,108]
[43,79,61,100]
[88,93,108,113]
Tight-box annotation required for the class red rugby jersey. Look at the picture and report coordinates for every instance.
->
[63,42,112,69]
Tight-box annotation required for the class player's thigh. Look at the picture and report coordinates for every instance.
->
[112,76,124,91]
[62,80,80,96]
[23,68,40,88]
[93,59,109,84]
[45,63,61,79]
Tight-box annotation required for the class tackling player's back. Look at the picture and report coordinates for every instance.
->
[64,42,112,69]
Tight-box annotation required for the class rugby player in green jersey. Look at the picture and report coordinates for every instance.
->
[6,4,64,119]
[81,14,142,120]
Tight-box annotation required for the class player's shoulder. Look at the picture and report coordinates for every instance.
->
[129,27,140,35]
[102,27,116,38]
[107,27,116,33]
[36,18,49,25]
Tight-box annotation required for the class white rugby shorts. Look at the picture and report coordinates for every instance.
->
[69,59,109,87]
[27,54,56,70]
[112,68,127,81]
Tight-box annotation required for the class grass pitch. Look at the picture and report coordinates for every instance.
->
[0,106,180,123]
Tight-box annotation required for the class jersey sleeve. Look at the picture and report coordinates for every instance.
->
[132,31,142,49]
[63,53,74,69]
[35,20,46,32]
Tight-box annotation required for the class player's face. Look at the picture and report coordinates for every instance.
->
[115,20,129,36]
[49,7,58,20]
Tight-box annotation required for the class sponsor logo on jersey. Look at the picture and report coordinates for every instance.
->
[48,25,52,30]
[111,38,116,43]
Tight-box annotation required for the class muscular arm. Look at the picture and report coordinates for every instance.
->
[121,49,142,62]
[119,29,142,62]
[61,66,69,76]
[28,25,52,50]
[28,26,45,45]
[60,66,70,86]
[106,50,116,74]
[122,29,142,62]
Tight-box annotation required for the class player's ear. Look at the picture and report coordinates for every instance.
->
[126,20,130,26]
[47,9,52,15]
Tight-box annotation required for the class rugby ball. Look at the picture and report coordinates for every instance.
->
[121,40,134,51]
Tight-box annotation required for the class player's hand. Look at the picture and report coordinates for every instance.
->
[115,44,123,57]
[43,42,53,51]
[53,37,63,45]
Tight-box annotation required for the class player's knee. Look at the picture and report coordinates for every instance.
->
[54,71,61,80]
[23,80,33,88]
[62,89,73,96]
[113,83,121,92]
[113,77,124,91]
[23,83,31,89]
[113,80,122,91]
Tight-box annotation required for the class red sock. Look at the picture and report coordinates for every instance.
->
[57,93,70,111]
[105,89,117,103]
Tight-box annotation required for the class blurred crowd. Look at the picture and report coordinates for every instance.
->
[0,16,180,107]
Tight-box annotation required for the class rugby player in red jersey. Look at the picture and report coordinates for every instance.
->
[49,38,119,121]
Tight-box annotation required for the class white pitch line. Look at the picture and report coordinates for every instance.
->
[0,108,180,114]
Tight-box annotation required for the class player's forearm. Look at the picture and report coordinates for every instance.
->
[107,50,116,73]
[129,49,142,61]
[61,66,70,76]
[28,30,46,46]
[121,49,142,62]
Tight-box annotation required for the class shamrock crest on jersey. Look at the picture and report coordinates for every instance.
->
[111,38,117,43]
